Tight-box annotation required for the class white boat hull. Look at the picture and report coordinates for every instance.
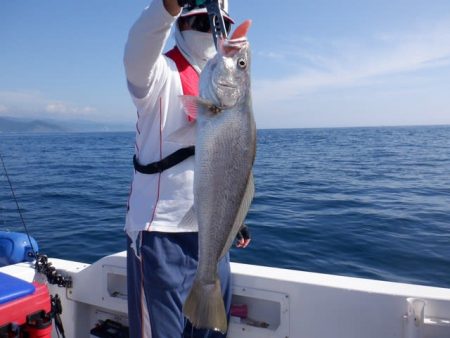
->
[1,252,450,338]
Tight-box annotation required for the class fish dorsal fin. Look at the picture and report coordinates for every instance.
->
[178,205,197,229]
[219,172,255,259]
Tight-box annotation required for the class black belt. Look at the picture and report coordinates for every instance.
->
[133,146,195,174]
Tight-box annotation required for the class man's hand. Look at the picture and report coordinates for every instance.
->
[164,0,183,16]
[235,225,251,249]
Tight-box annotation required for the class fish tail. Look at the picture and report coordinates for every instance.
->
[183,277,227,333]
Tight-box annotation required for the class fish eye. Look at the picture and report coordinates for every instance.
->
[237,58,247,69]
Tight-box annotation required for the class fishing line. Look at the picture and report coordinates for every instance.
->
[0,176,5,230]
[1,151,70,338]
[0,151,72,287]
[0,152,37,258]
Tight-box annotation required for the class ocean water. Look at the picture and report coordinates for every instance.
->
[1,125,449,288]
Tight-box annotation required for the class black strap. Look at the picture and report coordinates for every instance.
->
[133,146,195,174]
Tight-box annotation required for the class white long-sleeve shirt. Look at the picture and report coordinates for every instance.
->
[124,0,197,234]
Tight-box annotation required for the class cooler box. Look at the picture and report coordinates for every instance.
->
[0,272,52,337]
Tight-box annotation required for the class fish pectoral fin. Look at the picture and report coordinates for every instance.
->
[219,172,255,259]
[179,95,199,120]
[179,95,223,118]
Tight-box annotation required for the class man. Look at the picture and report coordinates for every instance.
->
[123,1,249,337]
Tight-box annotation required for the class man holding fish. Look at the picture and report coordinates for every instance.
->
[124,0,255,337]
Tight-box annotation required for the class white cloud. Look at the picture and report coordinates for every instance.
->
[0,90,45,105]
[254,18,450,103]
[45,102,96,115]
[256,51,285,60]
[0,90,97,118]
[252,18,450,128]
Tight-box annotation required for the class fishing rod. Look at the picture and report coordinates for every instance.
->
[178,0,229,49]
[0,151,72,288]
[1,151,69,336]
[0,152,37,258]
[204,0,229,48]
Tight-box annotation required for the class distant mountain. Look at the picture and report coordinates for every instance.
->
[54,119,134,132]
[0,117,67,133]
[0,116,134,133]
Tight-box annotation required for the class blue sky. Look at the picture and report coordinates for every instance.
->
[1,0,450,129]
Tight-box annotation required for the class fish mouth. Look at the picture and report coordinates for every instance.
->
[217,82,237,89]
[223,38,247,49]
[220,39,248,57]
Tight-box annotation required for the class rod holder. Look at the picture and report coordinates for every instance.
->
[404,297,425,338]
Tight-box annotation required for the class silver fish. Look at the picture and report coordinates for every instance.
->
[181,20,256,333]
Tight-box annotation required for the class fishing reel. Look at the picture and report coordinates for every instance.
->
[35,254,73,288]
[177,0,229,48]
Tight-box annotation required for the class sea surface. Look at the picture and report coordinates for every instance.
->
[1,125,449,288]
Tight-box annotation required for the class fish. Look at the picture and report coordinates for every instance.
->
[180,19,256,333]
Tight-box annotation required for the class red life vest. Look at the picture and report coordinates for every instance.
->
[133,47,198,175]
[165,47,198,122]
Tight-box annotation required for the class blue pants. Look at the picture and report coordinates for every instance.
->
[127,232,232,338]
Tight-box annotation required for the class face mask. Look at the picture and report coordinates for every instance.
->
[177,30,216,72]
